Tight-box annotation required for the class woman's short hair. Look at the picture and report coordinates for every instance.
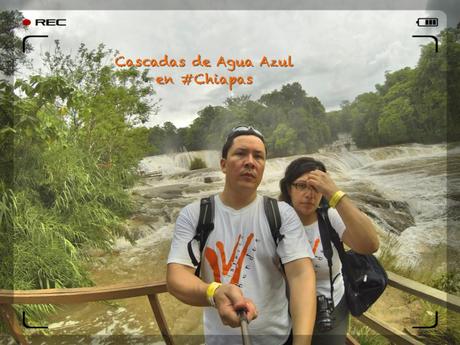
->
[279,157,327,205]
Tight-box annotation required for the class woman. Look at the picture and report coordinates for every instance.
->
[279,157,379,345]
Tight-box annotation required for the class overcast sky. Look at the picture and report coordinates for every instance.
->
[19,10,445,128]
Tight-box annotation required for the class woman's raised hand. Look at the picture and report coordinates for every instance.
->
[306,169,339,200]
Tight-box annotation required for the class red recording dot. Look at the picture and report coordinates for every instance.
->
[23,18,31,26]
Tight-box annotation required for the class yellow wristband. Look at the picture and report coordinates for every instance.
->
[206,282,222,307]
[329,191,346,208]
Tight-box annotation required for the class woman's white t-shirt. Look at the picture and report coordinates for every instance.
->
[303,208,346,307]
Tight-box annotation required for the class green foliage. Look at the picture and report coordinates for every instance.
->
[445,28,460,141]
[416,302,460,345]
[350,92,382,148]
[349,319,390,345]
[148,121,184,154]
[330,28,458,148]
[0,37,159,330]
[0,10,32,76]
[270,123,297,156]
[189,157,207,170]
[378,97,411,144]
[150,82,332,157]
[431,271,460,294]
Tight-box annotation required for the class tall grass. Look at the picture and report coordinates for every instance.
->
[349,319,390,345]
[1,134,139,332]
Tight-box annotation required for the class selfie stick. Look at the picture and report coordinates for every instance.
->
[238,310,253,345]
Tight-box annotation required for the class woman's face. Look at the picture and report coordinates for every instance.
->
[288,171,323,222]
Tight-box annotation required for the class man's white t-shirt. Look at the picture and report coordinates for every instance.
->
[303,208,346,306]
[167,194,314,345]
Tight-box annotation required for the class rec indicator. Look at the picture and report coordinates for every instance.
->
[416,17,438,27]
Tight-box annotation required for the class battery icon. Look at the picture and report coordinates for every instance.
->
[416,17,438,27]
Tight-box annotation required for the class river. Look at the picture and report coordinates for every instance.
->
[19,141,459,345]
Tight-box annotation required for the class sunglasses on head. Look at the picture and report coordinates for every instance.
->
[228,125,264,139]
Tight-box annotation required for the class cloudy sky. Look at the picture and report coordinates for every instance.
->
[20,10,445,128]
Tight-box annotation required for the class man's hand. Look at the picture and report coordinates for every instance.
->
[213,283,258,327]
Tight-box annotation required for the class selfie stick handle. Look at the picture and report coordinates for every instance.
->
[238,310,253,345]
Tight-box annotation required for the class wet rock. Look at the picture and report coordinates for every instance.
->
[167,168,219,180]
[181,182,222,194]
[132,184,188,199]
[204,176,221,183]
[355,193,391,209]
[129,214,159,224]
[126,224,155,241]
[348,191,415,235]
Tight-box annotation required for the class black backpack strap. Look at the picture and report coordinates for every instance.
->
[326,214,354,281]
[263,196,284,246]
[317,207,336,303]
[187,196,215,277]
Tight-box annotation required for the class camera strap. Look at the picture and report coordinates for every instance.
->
[316,207,335,304]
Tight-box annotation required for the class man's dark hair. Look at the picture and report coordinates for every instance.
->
[221,126,267,158]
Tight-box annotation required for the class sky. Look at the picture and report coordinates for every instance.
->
[19,10,446,128]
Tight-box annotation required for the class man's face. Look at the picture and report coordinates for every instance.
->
[220,135,266,192]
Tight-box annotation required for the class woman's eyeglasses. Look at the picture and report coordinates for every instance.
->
[291,182,316,192]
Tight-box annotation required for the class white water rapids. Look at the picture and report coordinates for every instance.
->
[136,142,454,264]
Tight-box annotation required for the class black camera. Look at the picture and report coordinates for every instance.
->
[316,295,335,332]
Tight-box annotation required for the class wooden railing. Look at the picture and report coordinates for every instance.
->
[0,281,172,345]
[353,271,460,345]
[1,272,459,345]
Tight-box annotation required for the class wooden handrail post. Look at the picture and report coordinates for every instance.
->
[148,293,174,345]
[0,304,29,345]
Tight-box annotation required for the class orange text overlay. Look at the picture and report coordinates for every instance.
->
[181,73,253,90]
[149,74,253,91]
[114,54,294,71]
[115,55,294,90]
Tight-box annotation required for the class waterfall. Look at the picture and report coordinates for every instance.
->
[139,150,221,176]
[136,143,451,266]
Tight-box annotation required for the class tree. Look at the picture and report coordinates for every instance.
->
[378,97,411,144]
[35,41,159,168]
[185,105,221,150]
[350,92,382,148]
[409,29,455,143]
[270,123,297,156]
[444,27,460,141]
[0,10,32,77]
[1,10,32,294]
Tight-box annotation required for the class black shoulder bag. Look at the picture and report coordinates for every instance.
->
[317,206,388,316]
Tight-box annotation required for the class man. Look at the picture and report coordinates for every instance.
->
[167,126,316,345]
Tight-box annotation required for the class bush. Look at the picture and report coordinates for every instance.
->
[190,157,207,170]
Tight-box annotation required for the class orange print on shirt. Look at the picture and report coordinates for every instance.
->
[312,238,320,255]
[204,233,254,285]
